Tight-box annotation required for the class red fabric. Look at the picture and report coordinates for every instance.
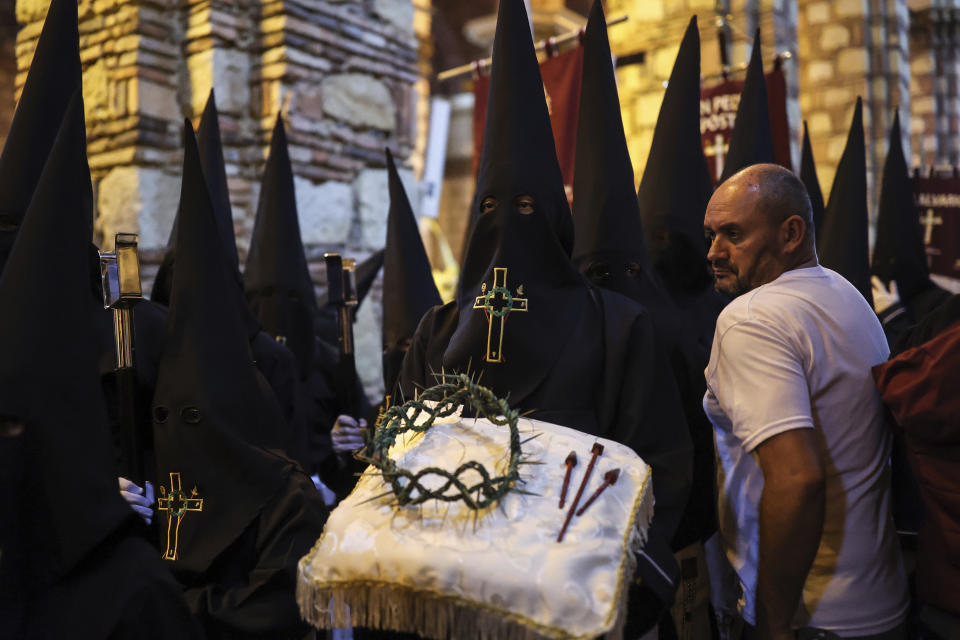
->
[912,175,960,286]
[765,68,792,173]
[699,69,792,184]
[473,45,584,202]
[872,320,960,616]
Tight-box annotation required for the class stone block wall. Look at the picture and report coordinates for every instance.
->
[909,2,960,168]
[606,0,801,187]
[15,0,428,398]
[608,0,911,225]
[798,0,910,220]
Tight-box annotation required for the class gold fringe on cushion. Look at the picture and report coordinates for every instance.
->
[297,460,656,640]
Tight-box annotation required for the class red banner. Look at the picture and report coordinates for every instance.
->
[913,175,960,291]
[473,45,584,202]
[699,67,792,183]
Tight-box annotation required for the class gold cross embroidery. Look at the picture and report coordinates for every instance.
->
[157,472,204,561]
[472,267,528,363]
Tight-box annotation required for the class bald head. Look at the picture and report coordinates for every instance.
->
[722,163,815,242]
[704,163,819,297]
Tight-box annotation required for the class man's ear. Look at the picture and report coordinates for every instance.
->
[781,215,807,253]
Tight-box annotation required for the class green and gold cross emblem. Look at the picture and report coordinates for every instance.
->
[473,267,528,363]
[157,472,204,561]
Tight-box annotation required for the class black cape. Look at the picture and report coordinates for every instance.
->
[399,0,691,611]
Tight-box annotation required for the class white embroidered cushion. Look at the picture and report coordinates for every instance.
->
[297,414,653,640]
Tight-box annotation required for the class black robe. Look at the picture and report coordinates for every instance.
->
[179,463,328,639]
[22,523,201,640]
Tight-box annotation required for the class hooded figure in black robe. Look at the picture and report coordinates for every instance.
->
[398,0,692,612]
[718,32,776,184]
[0,0,81,279]
[244,113,332,472]
[573,3,716,553]
[152,122,327,639]
[571,6,710,631]
[313,247,379,494]
[636,14,725,363]
[819,97,874,307]
[0,90,198,640]
[872,111,951,336]
[152,91,303,459]
[382,147,443,397]
[800,121,827,238]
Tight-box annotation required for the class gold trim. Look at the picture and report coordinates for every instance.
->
[297,464,654,640]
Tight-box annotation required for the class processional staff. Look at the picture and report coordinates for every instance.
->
[324,253,362,417]
[100,233,145,484]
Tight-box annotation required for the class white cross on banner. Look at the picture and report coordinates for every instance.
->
[913,175,960,292]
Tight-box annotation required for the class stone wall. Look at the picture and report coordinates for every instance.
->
[15,0,427,398]
[606,0,801,186]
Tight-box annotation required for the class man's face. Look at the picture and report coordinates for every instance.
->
[703,179,783,297]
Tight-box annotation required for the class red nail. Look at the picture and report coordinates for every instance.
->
[557,442,603,542]
[575,468,620,517]
[558,451,578,509]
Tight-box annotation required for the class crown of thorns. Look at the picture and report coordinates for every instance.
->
[357,373,528,511]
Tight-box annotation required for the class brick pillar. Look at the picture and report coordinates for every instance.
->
[15,0,426,399]
[910,3,960,168]
[15,0,183,251]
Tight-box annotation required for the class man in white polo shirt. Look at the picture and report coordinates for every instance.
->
[702,164,907,640]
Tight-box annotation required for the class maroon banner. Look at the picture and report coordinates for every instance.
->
[473,45,584,202]
[913,175,960,289]
[699,68,792,183]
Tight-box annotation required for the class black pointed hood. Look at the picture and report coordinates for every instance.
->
[572,0,673,315]
[0,91,132,597]
[800,121,826,238]
[355,248,384,307]
[151,123,289,575]
[245,114,316,378]
[819,97,873,306]
[442,0,589,403]
[572,0,646,265]
[636,16,715,295]
[718,32,775,183]
[152,90,238,302]
[0,0,82,276]
[196,89,240,272]
[382,148,442,394]
[152,92,261,336]
[872,111,931,302]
